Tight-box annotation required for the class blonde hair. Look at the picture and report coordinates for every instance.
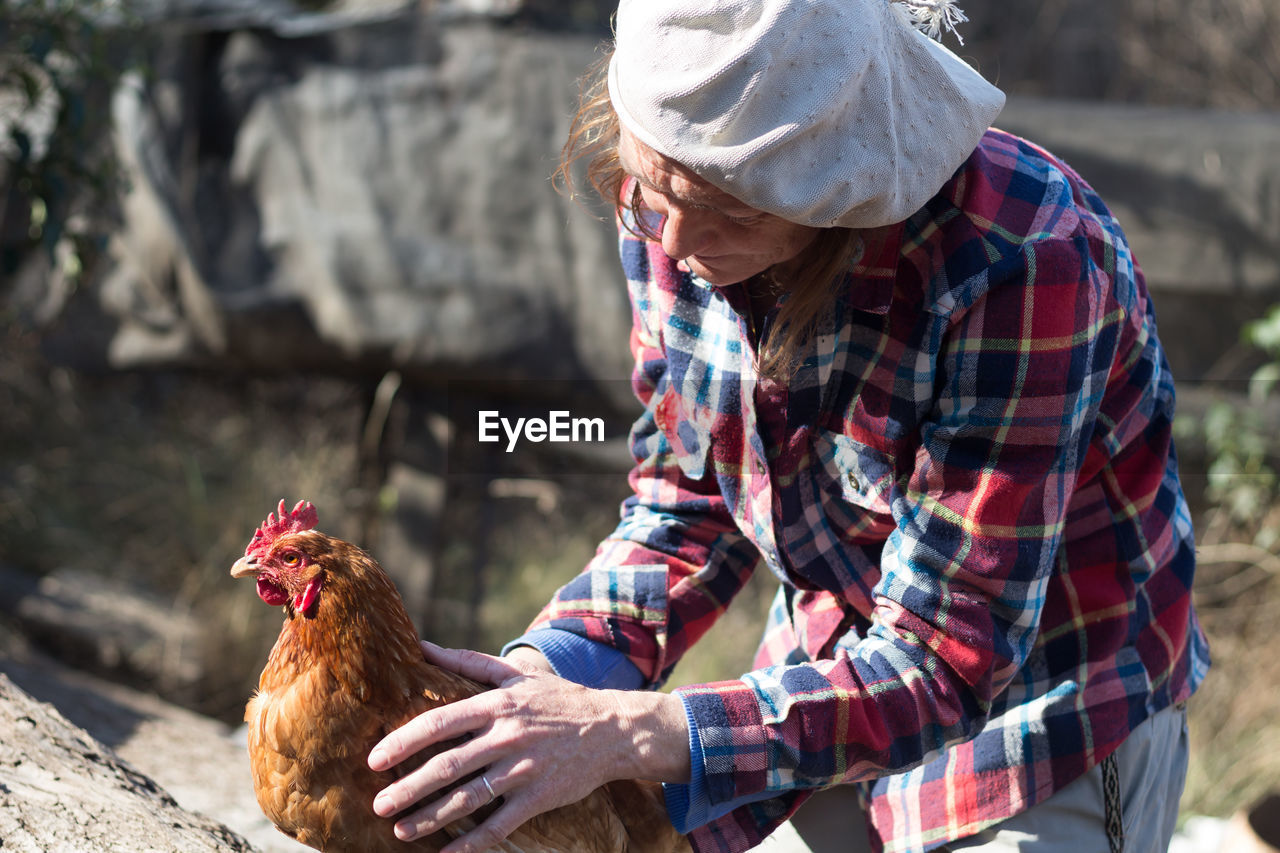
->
[556,53,863,380]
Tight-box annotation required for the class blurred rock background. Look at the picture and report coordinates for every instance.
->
[1,0,1279,849]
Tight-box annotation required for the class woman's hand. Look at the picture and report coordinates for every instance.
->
[368,641,691,853]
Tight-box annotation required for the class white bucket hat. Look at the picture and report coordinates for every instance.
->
[608,0,1006,229]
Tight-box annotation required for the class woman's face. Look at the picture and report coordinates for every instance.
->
[618,128,821,287]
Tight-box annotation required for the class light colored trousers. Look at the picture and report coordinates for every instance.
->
[758,703,1189,853]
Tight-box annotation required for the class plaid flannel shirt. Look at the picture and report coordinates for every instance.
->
[523,128,1209,852]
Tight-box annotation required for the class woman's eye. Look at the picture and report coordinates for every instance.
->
[638,187,666,215]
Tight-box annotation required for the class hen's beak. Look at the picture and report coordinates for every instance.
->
[230,555,259,579]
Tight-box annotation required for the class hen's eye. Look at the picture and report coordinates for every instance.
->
[281,552,301,567]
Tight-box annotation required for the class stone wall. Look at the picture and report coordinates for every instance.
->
[15,1,1279,389]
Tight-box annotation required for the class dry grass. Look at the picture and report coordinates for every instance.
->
[1181,498,1280,821]
[0,324,369,718]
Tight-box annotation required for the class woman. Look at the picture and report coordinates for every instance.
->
[368,0,1209,851]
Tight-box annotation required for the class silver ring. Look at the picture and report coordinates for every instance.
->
[481,775,497,802]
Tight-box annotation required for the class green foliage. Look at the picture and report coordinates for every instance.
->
[1172,302,1280,548]
[1244,304,1280,368]
[1200,399,1279,546]
[0,0,137,292]
[1183,303,1280,548]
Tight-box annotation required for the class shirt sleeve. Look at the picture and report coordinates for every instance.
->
[502,629,645,690]
[522,224,763,689]
[677,233,1128,815]
[663,693,787,833]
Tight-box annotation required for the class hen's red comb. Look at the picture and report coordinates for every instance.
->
[245,499,319,557]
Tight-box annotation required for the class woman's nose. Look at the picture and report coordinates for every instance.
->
[660,206,714,261]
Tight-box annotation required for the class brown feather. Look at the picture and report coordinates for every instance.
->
[240,527,692,853]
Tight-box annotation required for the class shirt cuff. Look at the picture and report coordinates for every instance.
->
[661,692,780,833]
[501,628,644,690]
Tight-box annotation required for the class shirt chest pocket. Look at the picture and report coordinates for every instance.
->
[812,429,897,518]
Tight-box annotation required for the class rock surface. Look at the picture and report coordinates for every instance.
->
[0,562,203,697]
[0,611,309,853]
[81,2,631,385]
[0,669,261,853]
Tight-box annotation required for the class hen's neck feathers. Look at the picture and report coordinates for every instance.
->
[258,534,459,708]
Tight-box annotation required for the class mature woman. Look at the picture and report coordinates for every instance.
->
[369,1,1209,851]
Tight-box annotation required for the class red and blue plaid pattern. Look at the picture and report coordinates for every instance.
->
[526,129,1209,852]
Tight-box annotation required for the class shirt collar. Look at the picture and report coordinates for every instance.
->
[845,221,905,315]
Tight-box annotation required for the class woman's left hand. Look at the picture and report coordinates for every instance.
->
[368,641,690,853]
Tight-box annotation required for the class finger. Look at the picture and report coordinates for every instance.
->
[368,696,491,772]
[501,645,555,674]
[391,770,509,844]
[373,735,492,818]
[420,641,527,685]
[439,799,529,853]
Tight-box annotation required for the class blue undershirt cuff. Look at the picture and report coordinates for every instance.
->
[501,628,644,690]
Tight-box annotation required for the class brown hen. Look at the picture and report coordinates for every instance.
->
[232,500,691,853]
